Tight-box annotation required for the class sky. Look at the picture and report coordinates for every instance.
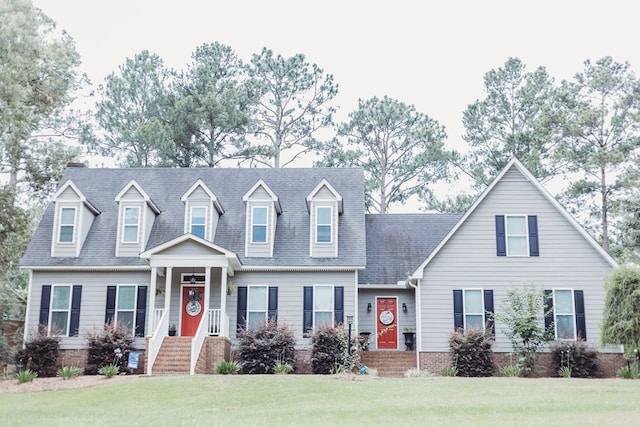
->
[30,0,640,209]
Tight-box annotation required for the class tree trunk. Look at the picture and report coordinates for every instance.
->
[601,165,609,253]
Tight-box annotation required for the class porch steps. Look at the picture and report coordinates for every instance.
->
[153,337,192,375]
[360,351,417,378]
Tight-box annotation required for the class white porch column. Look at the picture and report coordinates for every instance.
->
[220,266,228,337]
[165,267,173,312]
[204,266,211,325]
[148,267,157,336]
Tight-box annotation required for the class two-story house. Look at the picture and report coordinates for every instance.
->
[20,159,622,375]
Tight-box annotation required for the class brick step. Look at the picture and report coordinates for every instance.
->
[152,337,194,375]
[360,351,417,377]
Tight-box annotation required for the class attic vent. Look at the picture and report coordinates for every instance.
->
[66,162,86,168]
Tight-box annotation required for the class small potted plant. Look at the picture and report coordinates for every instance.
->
[168,324,177,336]
[403,327,415,351]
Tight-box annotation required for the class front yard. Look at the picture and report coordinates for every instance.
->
[1,374,638,426]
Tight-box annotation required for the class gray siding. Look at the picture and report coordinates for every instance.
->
[27,271,151,350]
[419,173,613,353]
[227,271,357,348]
[358,287,415,350]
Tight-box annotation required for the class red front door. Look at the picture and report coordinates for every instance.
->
[181,286,205,336]
[376,297,398,349]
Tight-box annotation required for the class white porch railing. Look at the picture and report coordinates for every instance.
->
[208,309,221,335]
[152,308,164,333]
[146,308,167,376]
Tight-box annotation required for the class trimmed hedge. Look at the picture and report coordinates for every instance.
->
[237,319,296,374]
[310,325,347,374]
[85,323,134,375]
[551,340,598,378]
[15,328,60,377]
[448,328,495,377]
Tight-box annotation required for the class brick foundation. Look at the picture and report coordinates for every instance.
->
[420,351,624,377]
[197,336,232,374]
[294,349,312,374]
[57,348,146,375]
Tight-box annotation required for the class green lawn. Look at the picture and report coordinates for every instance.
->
[2,375,639,426]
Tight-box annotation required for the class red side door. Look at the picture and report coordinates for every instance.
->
[376,297,398,349]
[181,286,205,336]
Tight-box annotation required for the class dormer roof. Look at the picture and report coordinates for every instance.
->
[115,179,161,214]
[180,179,224,214]
[242,179,282,214]
[306,179,343,214]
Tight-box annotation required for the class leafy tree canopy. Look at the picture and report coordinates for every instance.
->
[601,267,640,357]
[248,48,338,168]
[319,96,452,213]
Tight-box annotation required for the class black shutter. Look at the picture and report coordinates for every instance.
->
[105,286,117,325]
[453,289,463,330]
[39,285,52,329]
[495,215,506,256]
[574,290,587,340]
[528,215,539,256]
[484,289,494,336]
[69,285,82,337]
[135,286,147,337]
[544,289,554,334]
[303,286,313,337]
[268,287,278,322]
[334,286,344,325]
[237,286,247,336]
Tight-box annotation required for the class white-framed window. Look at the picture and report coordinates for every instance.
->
[554,289,576,340]
[251,206,268,243]
[316,207,332,243]
[314,285,334,328]
[506,215,528,256]
[463,289,484,331]
[122,207,140,243]
[190,206,207,239]
[58,207,76,243]
[116,285,137,336]
[50,285,71,335]
[247,286,268,330]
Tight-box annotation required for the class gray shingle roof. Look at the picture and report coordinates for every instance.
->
[21,167,367,268]
[359,213,462,285]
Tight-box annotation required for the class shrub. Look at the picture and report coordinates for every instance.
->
[618,363,640,379]
[310,324,348,374]
[500,365,524,377]
[237,318,296,374]
[85,323,134,375]
[440,366,458,377]
[274,362,293,375]
[215,360,240,375]
[57,365,82,379]
[448,329,495,377]
[551,340,598,378]
[15,329,60,377]
[16,368,38,384]
[98,364,120,378]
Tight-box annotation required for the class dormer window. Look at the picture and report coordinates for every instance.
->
[123,207,140,243]
[190,207,207,239]
[316,207,332,243]
[181,179,223,242]
[251,207,268,243]
[58,207,76,243]
[115,180,160,257]
[243,179,281,258]
[51,180,100,257]
[306,179,343,258]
